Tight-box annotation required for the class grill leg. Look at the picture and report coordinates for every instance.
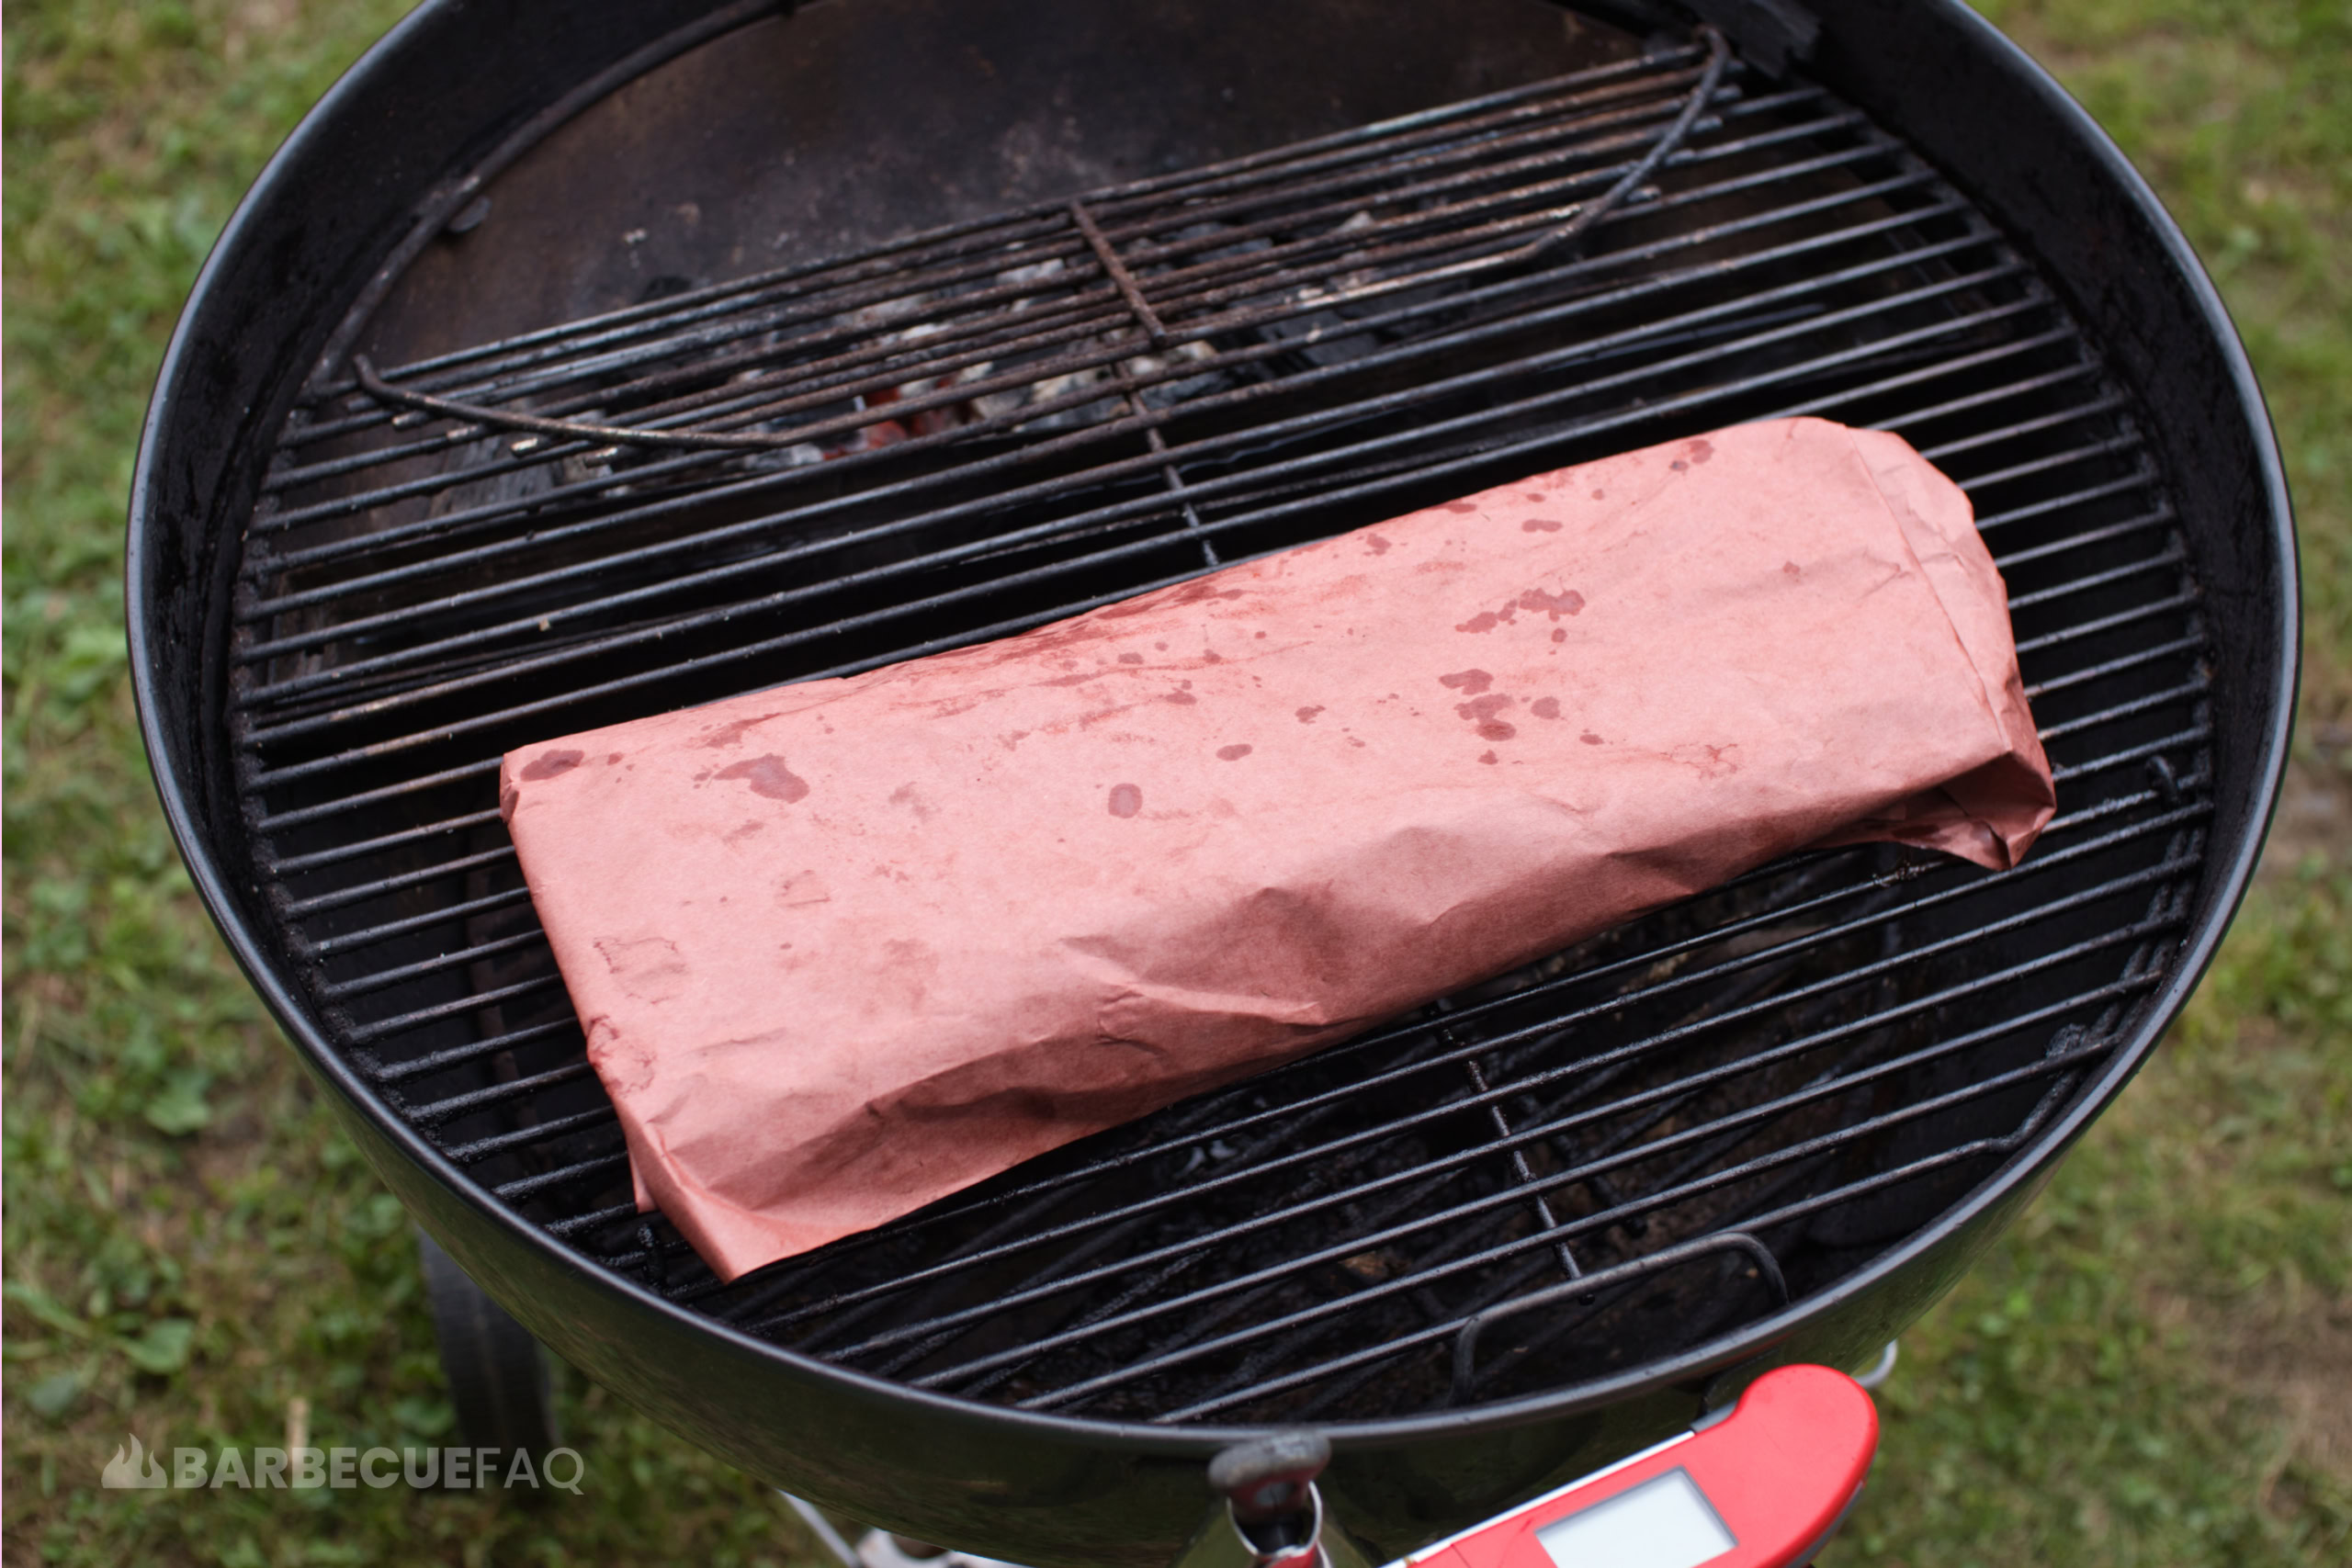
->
[418,1229,560,1466]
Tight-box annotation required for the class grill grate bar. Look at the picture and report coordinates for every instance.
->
[245,399,2068,836]
[254,756,503,837]
[1973,469,2156,534]
[319,926,546,1002]
[1993,507,2172,571]
[2006,545,2185,611]
[1950,434,2149,493]
[469,1134,626,1182]
[249,485,2150,838]
[1913,395,2128,463]
[795,1084,1328,1355]
[303,884,533,958]
[1774,326,2081,423]
[344,974,564,1047]
[2036,679,2208,743]
[1098,82,1738,272]
[1844,355,2098,429]
[442,1111,616,1166]
[303,801,2211,1296]
[275,158,1903,526]
[2016,592,2197,659]
[922,1068,1600,1395]
[263,807,505,877]
[546,1201,645,1240]
[284,843,516,919]
[404,1059,601,1126]
[368,1017,580,1087]
[2052,725,2209,785]
[303,808,2211,1363]
[2025,633,2203,701]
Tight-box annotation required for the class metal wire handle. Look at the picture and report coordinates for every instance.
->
[1449,1229,1788,1405]
[1510,24,1731,264]
[350,355,815,451]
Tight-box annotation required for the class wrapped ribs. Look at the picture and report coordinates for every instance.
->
[500,417,2054,1279]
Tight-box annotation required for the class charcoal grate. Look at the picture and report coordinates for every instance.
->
[228,40,2212,1424]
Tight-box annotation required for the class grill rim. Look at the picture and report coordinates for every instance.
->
[127,0,2295,1514]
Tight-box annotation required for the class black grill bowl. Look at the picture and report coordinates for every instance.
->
[129,2,2294,1563]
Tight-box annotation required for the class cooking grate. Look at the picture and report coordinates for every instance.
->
[230,39,2212,1425]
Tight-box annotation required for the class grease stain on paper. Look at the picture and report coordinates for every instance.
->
[694,713,781,749]
[1455,587,1584,634]
[775,869,831,908]
[1454,691,1517,740]
[1519,587,1585,620]
[716,754,810,803]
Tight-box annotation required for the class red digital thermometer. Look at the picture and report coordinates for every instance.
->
[1396,1366,1877,1568]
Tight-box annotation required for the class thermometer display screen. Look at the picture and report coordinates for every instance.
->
[1532,1468,1737,1568]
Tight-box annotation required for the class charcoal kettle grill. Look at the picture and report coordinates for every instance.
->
[128,1,2294,1562]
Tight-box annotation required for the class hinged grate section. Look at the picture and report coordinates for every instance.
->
[228,41,2212,1424]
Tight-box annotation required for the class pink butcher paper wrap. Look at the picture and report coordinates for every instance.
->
[501,416,2054,1280]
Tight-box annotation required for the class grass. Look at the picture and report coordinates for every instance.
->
[3,1,2346,1563]
[1823,6,2352,1562]
[4,4,829,1563]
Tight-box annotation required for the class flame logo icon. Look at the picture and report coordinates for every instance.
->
[101,1435,168,1489]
